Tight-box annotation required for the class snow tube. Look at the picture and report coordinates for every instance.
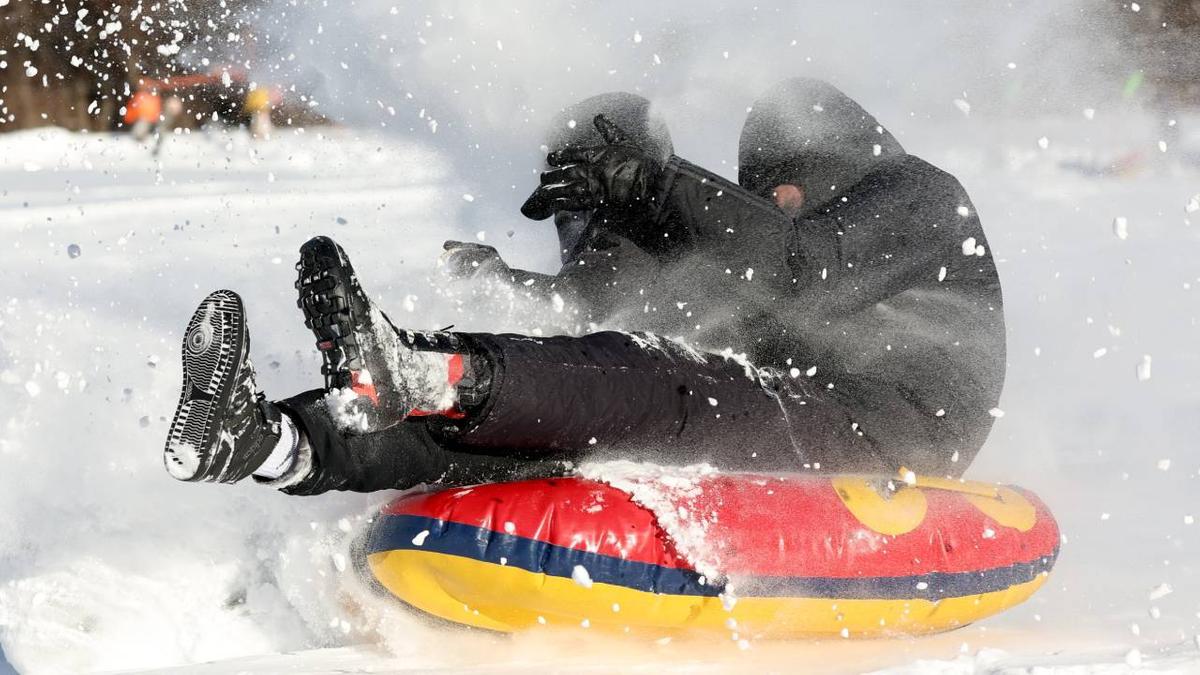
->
[364,471,1058,638]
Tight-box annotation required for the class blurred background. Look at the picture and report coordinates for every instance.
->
[1,2,1198,130]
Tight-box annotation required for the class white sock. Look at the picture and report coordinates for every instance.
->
[254,412,299,480]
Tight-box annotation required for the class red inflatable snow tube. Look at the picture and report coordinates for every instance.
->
[365,471,1059,638]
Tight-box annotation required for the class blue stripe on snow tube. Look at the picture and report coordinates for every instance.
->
[367,513,720,596]
[368,513,1058,601]
[736,549,1059,600]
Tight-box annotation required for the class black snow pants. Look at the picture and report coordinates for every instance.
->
[273,330,900,496]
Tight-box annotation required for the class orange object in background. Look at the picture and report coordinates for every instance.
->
[123,90,162,125]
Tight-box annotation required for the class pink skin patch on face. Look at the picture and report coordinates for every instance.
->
[773,184,805,216]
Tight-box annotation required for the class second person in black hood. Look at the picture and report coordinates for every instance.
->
[739,77,906,216]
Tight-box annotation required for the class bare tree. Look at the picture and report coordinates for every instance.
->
[0,0,261,131]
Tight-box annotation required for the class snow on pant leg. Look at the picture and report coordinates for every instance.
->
[275,389,569,495]
[441,332,811,471]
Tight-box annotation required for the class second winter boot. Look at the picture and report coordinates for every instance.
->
[295,236,474,435]
[163,290,284,483]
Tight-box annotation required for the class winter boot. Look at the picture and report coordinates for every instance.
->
[164,290,284,482]
[295,236,470,434]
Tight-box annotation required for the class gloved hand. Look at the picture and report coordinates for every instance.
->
[520,114,663,221]
[438,241,510,280]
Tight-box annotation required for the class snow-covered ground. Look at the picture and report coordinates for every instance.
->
[1,105,1199,674]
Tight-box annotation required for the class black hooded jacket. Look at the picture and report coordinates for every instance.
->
[604,79,1006,473]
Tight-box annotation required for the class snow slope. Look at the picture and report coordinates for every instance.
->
[0,127,500,674]
[1,113,1199,673]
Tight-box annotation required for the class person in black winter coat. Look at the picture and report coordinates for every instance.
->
[162,79,1005,496]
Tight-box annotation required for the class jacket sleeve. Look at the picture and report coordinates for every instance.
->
[538,227,666,326]
[651,156,788,248]
[504,267,557,290]
[641,156,839,283]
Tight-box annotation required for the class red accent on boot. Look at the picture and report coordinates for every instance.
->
[408,353,467,419]
[446,352,465,387]
[350,370,379,405]
[409,407,467,419]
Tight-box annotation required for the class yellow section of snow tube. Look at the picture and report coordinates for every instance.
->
[368,549,1049,637]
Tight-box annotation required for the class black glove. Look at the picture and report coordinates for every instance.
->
[520,114,663,221]
[438,240,510,280]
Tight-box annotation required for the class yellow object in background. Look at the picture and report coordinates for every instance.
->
[244,88,272,114]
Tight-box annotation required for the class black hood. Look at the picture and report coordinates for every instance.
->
[542,91,673,161]
[542,92,673,263]
[738,78,904,214]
